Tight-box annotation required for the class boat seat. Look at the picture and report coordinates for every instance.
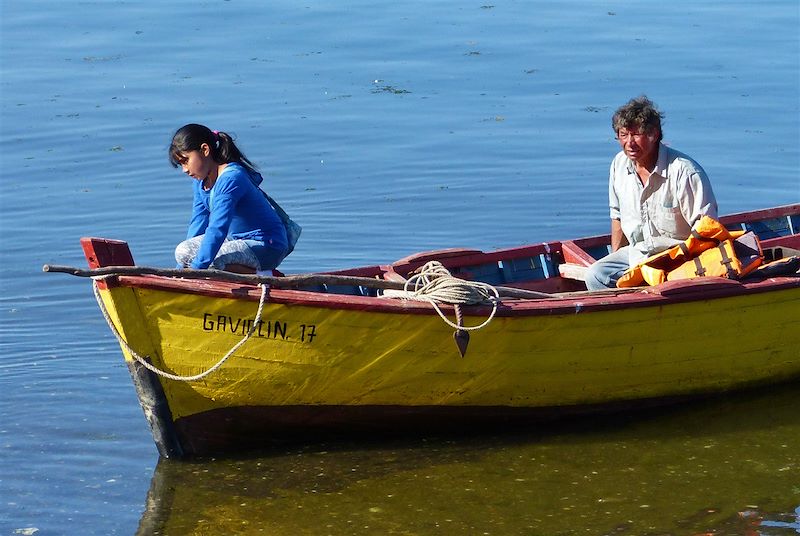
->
[557,240,598,282]
[558,263,589,281]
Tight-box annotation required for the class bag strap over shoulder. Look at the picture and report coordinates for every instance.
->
[262,192,302,257]
[244,170,302,257]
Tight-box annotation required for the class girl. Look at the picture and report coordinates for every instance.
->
[169,123,288,273]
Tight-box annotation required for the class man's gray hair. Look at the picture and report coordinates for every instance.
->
[612,95,664,142]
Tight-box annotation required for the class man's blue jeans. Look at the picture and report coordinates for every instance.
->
[584,246,633,290]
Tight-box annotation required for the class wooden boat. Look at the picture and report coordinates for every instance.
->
[47,204,800,458]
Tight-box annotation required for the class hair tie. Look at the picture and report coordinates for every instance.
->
[211,130,220,147]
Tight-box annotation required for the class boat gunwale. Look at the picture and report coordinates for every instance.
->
[105,271,800,317]
[89,202,800,317]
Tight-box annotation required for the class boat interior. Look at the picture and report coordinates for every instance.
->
[294,206,800,297]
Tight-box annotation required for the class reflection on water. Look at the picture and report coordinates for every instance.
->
[3,0,798,533]
[759,506,800,533]
[137,383,800,535]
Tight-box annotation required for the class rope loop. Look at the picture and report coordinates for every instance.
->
[383,261,500,331]
[92,278,268,382]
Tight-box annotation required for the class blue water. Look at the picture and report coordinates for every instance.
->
[1,1,798,534]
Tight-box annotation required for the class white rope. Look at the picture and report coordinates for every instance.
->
[382,261,500,330]
[92,278,268,382]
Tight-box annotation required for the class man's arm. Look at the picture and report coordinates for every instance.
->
[610,218,627,252]
[680,170,718,226]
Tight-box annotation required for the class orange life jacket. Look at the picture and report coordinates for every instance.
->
[616,216,763,288]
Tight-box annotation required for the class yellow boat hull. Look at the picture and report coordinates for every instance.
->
[97,281,800,454]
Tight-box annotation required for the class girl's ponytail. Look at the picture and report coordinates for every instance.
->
[169,124,257,173]
[215,131,257,173]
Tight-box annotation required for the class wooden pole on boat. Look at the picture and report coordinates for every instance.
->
[42,264,558,299]
[128,358,184,459]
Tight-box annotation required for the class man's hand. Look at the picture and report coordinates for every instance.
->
[610,219,628,252]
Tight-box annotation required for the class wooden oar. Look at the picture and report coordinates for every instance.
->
[42,264,562,300]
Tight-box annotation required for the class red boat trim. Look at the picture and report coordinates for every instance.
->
[81,202,800,318]
[107,272,800,317]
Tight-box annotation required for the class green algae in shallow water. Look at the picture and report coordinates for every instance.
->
[135,384,800,535]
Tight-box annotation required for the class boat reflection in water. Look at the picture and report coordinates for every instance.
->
[136,382,800,535]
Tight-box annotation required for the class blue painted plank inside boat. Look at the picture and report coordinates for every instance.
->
[742,216,795,240]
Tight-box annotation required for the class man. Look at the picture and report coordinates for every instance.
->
[584,96,718,290]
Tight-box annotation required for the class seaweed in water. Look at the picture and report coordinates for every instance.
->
[371,85,411,95]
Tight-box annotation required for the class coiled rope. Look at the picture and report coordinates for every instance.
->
[382,261,500,330]
[92,279,268,382]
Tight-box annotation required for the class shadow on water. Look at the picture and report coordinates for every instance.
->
[136,382,800,535]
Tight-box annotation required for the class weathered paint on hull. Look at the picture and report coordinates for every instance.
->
[98,282,800,455]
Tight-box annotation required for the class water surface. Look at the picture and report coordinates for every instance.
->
[1,1,798,534]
